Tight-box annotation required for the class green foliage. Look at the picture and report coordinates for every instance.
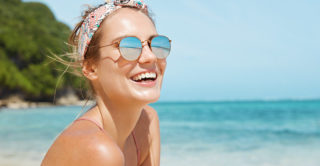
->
[0,48,33,93]
[0,0,80,100]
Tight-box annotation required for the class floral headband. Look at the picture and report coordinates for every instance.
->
[78,0,148,60]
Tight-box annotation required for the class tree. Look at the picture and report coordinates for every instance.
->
[0,0,81,101]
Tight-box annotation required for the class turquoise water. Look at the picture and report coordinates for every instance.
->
[0,100,320,166]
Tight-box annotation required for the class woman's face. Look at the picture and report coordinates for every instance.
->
[91,8,167,104]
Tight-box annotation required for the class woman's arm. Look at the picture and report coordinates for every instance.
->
[141,106,161,166]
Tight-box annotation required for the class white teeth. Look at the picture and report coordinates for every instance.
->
[132,72,157,81]
[151,73,156,78]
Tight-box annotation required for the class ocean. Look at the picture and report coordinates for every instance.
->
[0,100,320,166]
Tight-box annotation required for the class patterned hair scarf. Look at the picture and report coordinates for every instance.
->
[78,0,148,60]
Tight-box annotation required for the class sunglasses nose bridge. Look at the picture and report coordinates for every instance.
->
[138,40,157,63]
[141,40,150,47]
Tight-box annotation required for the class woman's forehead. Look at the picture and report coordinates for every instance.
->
[100,8,157,43]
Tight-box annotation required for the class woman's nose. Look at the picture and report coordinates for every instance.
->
[138,40,157,64]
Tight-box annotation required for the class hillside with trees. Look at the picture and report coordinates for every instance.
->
[0,0,82,103]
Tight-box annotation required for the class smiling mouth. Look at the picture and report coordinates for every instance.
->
[130,72,158,82]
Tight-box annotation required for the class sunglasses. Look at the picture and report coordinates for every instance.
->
[99,35,172,61]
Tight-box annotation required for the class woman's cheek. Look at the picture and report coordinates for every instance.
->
[158,59,167,73]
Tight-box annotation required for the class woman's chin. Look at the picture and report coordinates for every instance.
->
[127,79,162,103]
[129,90,161,104]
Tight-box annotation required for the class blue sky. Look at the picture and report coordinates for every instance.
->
[23,0,320,101]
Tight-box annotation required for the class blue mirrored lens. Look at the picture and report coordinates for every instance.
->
[151,36,171,59]
[119,37,142,61]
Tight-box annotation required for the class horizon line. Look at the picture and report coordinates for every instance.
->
[155,98,320,104]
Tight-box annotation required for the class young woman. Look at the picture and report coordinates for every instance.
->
[41,0,171,165]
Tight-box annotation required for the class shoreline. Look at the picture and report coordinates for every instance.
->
[0,95,95,110]
[2,96,319,110]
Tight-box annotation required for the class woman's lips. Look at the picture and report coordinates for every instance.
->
[130,72,158,87]
[131,71,157,81]
[130,71,158,87]
[132,79,157,87]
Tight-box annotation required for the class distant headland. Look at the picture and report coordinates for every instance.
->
[0,0,85,106]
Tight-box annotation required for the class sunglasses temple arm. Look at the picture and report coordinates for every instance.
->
[99,42,120,48]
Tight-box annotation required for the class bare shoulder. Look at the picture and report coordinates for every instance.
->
[137,105,160,135]
[143,105,159,122]
[139,105,160,166]
[140,105,160,138]
[41,122,124,166]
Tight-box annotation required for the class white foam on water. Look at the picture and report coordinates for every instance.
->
[0,150,43,166]
[160,142,320,166]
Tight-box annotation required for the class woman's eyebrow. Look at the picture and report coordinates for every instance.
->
[149,34,159,40]
[110,35,130,43]
[110,34,159,43]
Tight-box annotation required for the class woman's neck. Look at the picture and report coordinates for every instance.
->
[95,96,144,150]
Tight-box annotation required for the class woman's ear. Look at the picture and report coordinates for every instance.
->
[82,61,99,81]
